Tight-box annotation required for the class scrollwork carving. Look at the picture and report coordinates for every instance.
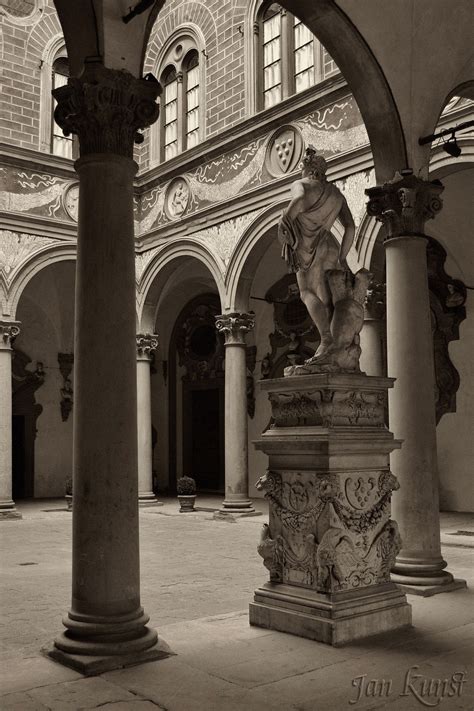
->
[0,321,21,349]
[215,312,255,345]
[136,333,159,361]
[366,172,444,238]
[53,62,161,158]
[268,387,385,428]
[256,469,401,593]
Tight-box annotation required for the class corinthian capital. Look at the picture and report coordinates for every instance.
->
[0,320,21,350]
[136,333,159,361]
[366,172,444,238]
[53,61,161,158]
[215,312,255,345]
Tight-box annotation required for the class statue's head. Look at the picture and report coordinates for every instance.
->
[300,145,327,180]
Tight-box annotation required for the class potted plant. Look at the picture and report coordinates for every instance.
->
[65,475,73,510]
[177,476,196,512]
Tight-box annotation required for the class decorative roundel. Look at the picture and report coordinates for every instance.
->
[265,125,304,177]
[63,182,79,222]
[165,177,190,220]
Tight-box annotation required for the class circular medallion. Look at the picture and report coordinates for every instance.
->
[63,182,79,221]
[266,125,303,177]
[165,177,190,220]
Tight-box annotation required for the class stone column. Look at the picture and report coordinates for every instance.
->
[359,282,385,377]
[216,312,257,516]
[366,172,464,594]
[47,61,166,674]
[136,333,161,506]
[0,321,22,520]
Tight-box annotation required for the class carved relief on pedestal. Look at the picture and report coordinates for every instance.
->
[256,469,401,593]
[268,386,385,428]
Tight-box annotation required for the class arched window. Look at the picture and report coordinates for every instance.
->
[256,2,339,111]
[184,51,200,150]
[153,38,203,165]
[162,66,179,161]
[51,56,74,158]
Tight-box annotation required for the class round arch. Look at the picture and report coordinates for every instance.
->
[226,202,285,313]
[226,201,352,312]
[353,138,474,275]
[138,239,226,331]
[7,243,77,319]
[271,0,407,182]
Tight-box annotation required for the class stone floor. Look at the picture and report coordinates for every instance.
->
[1,498,473,710]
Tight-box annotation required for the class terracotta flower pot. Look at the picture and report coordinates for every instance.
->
[178,495,196,512]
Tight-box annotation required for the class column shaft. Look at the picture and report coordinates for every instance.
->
[223,342,252,510]
[359,318,384,376]
[136,338,161,506]
[386,236,451,586]
[71,155,143,616]
[0,323,22,520]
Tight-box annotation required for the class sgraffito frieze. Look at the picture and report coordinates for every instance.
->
[0,230,57,285]
[0,168,71,220]
[138,96,366,234]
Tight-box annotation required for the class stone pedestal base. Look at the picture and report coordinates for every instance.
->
[138,493,163,507]
[0,501,22,520]
[44,636,173,676]
[250,582,411,646]
[251,373,411,647]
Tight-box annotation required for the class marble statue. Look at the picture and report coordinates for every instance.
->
[278,146,369,373]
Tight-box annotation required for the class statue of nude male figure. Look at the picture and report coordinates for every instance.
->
[278,146,357,365]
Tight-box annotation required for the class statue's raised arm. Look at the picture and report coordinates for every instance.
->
[278,146,370,374]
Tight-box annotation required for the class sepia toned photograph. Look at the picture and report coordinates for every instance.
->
[0,0,473,708]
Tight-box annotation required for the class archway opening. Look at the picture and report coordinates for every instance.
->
[13,260,75,499]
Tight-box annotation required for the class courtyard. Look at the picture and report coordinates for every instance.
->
[1,500,473,710]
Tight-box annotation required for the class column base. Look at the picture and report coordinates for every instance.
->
[138,493,163,507]
[393,576,467,597]
[0,500,22,520]
[391,553,460,590]
[44,635,173,677]
[249,582,412,647]
[220,498,260,517]
[46,606,163,674]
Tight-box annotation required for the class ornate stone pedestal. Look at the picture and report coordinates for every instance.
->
[249,372,411,646]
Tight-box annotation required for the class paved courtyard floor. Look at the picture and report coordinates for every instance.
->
[1,498,473,710]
